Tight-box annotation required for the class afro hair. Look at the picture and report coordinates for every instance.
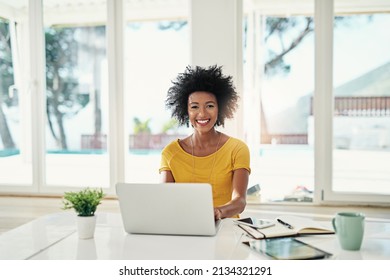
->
[165,65,239,127]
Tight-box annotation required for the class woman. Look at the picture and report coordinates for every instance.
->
[159,65,251,220]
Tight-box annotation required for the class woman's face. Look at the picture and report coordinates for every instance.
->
[188,91,218,133]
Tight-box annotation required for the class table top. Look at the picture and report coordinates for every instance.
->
[1,212,389,260]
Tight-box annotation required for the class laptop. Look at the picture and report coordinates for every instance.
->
[116,183,220,236]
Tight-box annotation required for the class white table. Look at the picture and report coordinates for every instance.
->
[1,212,390,260]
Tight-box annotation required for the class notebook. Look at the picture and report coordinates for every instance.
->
[116,183,220,236]
[237,215,335,239]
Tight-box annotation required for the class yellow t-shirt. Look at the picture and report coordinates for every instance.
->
[159,137,251,209]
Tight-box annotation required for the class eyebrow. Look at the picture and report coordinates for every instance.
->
[188,101,216,105]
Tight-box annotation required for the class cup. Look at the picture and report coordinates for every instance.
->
[332,212,365,251]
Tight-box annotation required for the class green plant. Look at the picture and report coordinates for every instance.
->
[162,118,179,133]
[62,188,105,216]
[133,117,151,134]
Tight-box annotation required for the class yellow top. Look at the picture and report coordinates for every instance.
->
[159,137,251,211]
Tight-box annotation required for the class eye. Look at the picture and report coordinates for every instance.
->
[190,104,199,110]
[206,104,215,108]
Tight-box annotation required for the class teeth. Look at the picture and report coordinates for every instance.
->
[197,120,209,124]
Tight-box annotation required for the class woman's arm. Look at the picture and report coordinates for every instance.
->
[160,170,175,183]
[214,168,249,219]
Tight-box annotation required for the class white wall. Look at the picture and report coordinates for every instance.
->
[190,0,244,139]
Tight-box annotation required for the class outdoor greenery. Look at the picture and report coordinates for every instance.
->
[132,117,180,134]
[162,118,179,133]
[133,117,151,134]
[261,16,353,77]
[0,18,16,150]
[62,188,105,216]
[45,27,80,149]
[45,26,106,150]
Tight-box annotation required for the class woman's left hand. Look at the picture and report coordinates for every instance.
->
[214,208,222,220]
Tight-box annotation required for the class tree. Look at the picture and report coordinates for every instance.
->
[45,26,105,150]
[264,17,313,76]
[262,16,357,77]
[45,27,81,150]
[0,19,16,150]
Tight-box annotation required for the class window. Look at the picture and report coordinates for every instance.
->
[124,1,190,183]
[243,0,315,203]
[0,4,33,187]
[43,0,110,188]
[331,10,390,200]
[244,0,390,204]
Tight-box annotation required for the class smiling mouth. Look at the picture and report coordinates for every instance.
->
[196,119,210,125]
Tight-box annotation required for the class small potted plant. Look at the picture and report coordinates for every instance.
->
[62,188,105,239]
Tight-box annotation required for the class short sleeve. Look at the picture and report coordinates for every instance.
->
[159,147,171,173]
[233,140,251,174]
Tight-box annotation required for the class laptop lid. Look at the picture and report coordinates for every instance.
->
[116,183,219,236]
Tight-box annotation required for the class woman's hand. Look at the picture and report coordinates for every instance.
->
[214,208,223,220]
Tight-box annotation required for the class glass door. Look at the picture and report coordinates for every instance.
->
[0,1,33,188]
[124,0,190,183]
[43,0,110,189]
[326,2,390,203]
[243,0,315,203]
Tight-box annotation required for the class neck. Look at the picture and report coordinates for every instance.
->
[191,130,219,149]
[190,129,221,181]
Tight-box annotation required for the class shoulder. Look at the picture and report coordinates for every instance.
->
[226,137,249,150]
[222,137,250,159]
[162,139,181,153]
[225,137,250,172]
[161,138,189,157]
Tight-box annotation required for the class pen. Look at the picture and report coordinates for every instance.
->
[277,219,294,229]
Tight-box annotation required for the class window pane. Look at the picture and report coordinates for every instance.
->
[244,1,315,202]
[44,0,109,188]
[0,4,33,186]
[124,1,190,183]
[333,13,390,195]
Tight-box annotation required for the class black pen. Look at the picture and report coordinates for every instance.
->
[277,219,294,229]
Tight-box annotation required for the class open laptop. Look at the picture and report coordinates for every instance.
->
[116,183,220,236]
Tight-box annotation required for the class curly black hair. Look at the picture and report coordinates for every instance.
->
[165,65,239,127]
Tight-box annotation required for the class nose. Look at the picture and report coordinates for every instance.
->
[198,106,207,117]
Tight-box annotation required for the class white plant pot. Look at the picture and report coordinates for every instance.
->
[77,215,97,239]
